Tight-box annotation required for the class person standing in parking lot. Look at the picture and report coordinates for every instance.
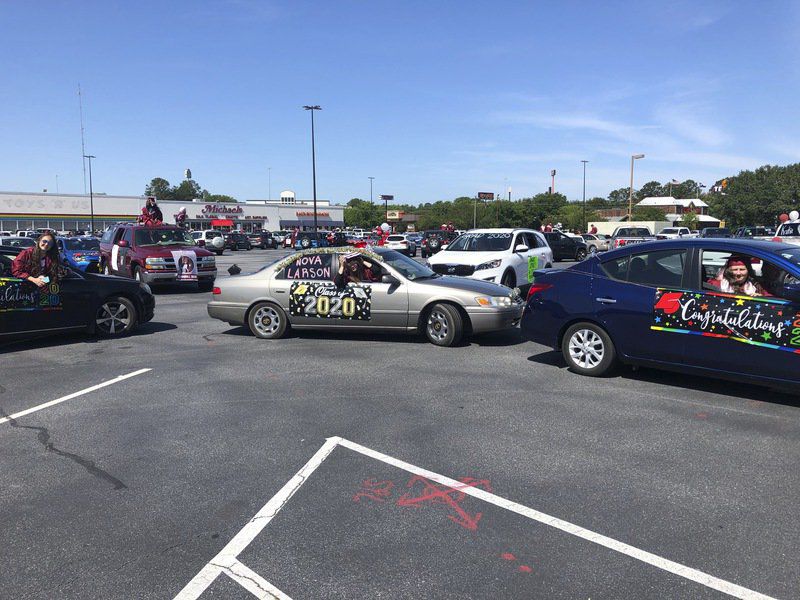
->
[11,233,66,289]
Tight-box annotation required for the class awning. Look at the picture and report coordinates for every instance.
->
[211,219,234,227]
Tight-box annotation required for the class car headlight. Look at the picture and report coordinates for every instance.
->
[145,257,167,264]
[475,259,502,271]
[475,295,512,307]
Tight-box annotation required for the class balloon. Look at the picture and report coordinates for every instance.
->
[780,213,789,222]
[380,222,390,232]
[790,211,800,221]
[212,236,224,249]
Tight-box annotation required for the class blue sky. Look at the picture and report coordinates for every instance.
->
[2,1,799,205]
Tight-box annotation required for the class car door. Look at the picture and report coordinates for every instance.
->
[272,251,338,327]
[593,247,689,364]
[0,254,34,334]
[521,231,550,284]
[109,227,128,275]
[352,259,409,329]
[679,247,800,384]
[50,268,95,330]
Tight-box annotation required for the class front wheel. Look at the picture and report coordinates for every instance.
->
[424,303,463,346]
[561,322,616,376]
[500,270,516,288]
[575,248,588,261]
[248,302,288,339]
[95,296,137,337]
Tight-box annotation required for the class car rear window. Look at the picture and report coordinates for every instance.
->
[387,235,405,241]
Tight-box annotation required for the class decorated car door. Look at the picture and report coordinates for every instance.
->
[0,258,67,334]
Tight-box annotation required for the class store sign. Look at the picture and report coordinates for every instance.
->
[296,211,330,217]
[477,192,494,200]
[386,210,404,220]
[201,204,244,215]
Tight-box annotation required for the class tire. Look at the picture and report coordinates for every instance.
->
[424,303,463,347]
[561,322,616,376]
[500,270,516,288]
[95,296,137,337]
[575,248,588,261]
[216,250,224,256]
[248,302,288,339]
[300,236,312,249]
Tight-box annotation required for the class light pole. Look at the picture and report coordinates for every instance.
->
[581,160,588,231]
[303,105,321,231]
[628,154,645,221]
[268,167,271,202]
[369,176,374,204]
[83,154,96,232]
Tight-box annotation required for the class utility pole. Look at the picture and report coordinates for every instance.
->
[303,105,321,232]
[369,176,374,204]
[581,160,588,231]
[628,154,645,221]
[84,154,96,232]
[78,84,87,194]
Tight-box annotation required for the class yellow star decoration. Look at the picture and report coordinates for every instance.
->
[736,299,745,306]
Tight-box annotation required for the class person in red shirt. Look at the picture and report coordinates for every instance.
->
[11,233,66,288]
[589,224,598,234]
[139,197,163,226]
[706,256,770,296]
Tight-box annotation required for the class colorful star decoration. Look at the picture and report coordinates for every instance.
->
[700,303,709,310]
[736,299,745,306]
[761,331,772,341]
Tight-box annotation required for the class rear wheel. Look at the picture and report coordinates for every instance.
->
[500,270,516,288]
[248,302,288,339]
[95,296,137,337]
[576,248,588,261]
[300,236,312,249]
[424,303,463,346]
[561,322,616,376]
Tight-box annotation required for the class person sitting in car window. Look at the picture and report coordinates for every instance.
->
[335,253,380,287]
[706,255,770,296]
[11,233,67,289]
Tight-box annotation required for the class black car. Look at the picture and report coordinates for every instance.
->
[420,230,458,258]
[700,227,732,238]
[0,246,155,339]
[225,232,252,251]
[248,232,277,249]
[542,231,589,261]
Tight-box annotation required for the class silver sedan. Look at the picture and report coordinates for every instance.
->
[207,247,524,346]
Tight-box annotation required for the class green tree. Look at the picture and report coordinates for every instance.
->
[631,206,667,221]
[679,210,699,230]
[636,181,664,200]
[552,203,604,232]
[173,179,204,201]
[607,187,631,206]
[145,177,173,200]
[586,196,609,209]
[204,194,238,203]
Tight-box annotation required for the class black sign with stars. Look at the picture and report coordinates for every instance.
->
[651,288,800,354]
[289,282,372,321]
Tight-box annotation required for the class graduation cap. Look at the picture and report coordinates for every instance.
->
[228,264,241,275]
[344,252,361,261]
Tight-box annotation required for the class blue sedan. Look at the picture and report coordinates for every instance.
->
[521,238,800,389]
[57,236,102,273]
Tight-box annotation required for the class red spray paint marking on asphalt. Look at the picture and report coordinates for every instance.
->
[397,475,492,531]
[352,479,395,502]
[501,552,516,561]
[518,565,532,573]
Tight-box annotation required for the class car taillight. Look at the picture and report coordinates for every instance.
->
[526,282,553,301]
[212,287,221,295]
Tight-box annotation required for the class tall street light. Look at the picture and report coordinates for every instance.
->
[303,105,321,232]
[83,154,96,232]
[628,154,645,221]
[369,176,374,204]
[581,160,588,231]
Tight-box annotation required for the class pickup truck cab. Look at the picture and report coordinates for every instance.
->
[100,224,217,290]
[656,227,694,239]
[610,226,656,249]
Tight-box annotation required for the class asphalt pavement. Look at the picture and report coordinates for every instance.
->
[1,248,799,599]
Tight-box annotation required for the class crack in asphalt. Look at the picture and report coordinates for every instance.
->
[213,560,272,595]
[0,407,127,490]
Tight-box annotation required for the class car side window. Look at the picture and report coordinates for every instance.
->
[101,228,114,243]
[122,228,134,244]
[700,250,797,299]
[276,253,334,281]
[600,256,629,280]
[530,232,546,248]
[112,228,125,244]
[0,255,12,277]
[625,249,686,288]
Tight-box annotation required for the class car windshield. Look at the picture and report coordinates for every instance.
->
[135,229,196,246]
[445,232,513,252]
[375,248,437,280]
[65,238,100,250]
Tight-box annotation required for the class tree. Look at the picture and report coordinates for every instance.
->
[173,179,204,201]
[636,181,664,200]
[586,196,609,209]
[552,203,604,233]
[204,194,237,203]
[145,178,173,200]
[679,210,699,230]
[607,187,631,206]
[631,206,667,221]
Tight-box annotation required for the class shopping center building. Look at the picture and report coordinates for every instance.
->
[0,190,345,233]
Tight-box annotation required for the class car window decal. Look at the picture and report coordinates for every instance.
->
[527,256,539,283]
[652,288,800,353]
[171,250,198,281]
[0,278,62,312]
[289,281,371,320]
[285,254,332,280]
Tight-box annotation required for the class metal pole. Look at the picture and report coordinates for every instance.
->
[369,177,374,203]
[311,111,317,232]
[581,160,588,231]
[473,196,477,229]
[628,156,634,222]
[268,167,271,202]
[85,155,95,232]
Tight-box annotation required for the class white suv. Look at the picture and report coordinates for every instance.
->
[384,234,417,256]
[427,228,553,288]
[191,230,226,255]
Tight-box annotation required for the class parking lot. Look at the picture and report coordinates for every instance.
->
[2,249,799,599]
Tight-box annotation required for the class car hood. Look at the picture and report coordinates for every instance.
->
[415,274,512,296]
[427,251,506,266]
[135,245,214,257]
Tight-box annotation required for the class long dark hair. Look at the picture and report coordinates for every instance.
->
[31,233,59,264]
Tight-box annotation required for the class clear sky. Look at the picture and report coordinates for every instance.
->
[2,1,799,205]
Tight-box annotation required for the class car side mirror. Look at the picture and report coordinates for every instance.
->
[381,274,400,285]
[781,283,800,302]
[117,240,129,248]
[514,244,529,253]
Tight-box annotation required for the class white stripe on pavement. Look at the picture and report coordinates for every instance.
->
[0,368,151,426]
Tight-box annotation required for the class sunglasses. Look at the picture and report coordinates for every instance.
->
[39,239,53,246]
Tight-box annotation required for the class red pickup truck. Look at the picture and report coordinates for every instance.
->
[99,224,217,290]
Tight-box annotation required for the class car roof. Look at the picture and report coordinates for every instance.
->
[600,238,797,261]
[467,228,536,234]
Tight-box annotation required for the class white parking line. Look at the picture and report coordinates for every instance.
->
[175,437,777,600]
[0,368,151,426]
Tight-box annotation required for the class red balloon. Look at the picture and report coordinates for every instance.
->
[779,213,789,222]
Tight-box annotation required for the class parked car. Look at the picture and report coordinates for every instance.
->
[420,230,458,258]
[99,224,217,290]
[0,246,154,339]
[656,227,695,240]
[543,230,589,262]
[248,231,278,249]
[16,230,37,238]
[0,236,36,249]
[207,247,524,346]
[610,226,657,249]
[191,230,226,255]
[57,236,101,273]
[384,234,417,257]
[771,221,800,247]
[700,227,732,238]
[294,231,332,250]
[272,231,288,245]
[734,226,770,238]
[224,232,252,251]
[427,229,553,289]
[580,234,610,253]
[521,238,800,390]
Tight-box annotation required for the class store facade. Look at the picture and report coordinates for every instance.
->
[0,191,345,234]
